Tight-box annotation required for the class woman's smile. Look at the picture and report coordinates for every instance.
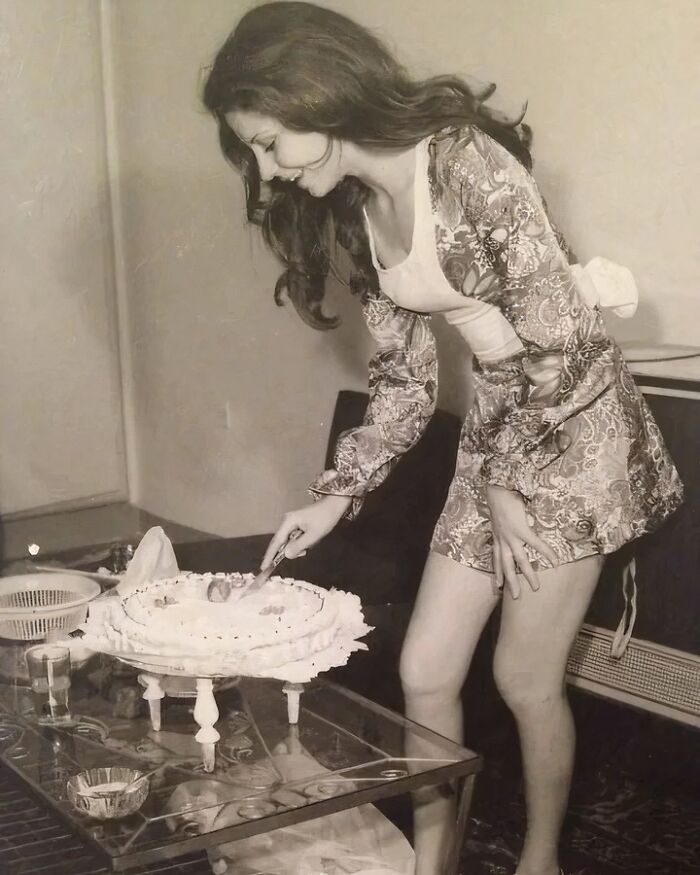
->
[226,109,341,195]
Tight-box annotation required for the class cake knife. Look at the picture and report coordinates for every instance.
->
[206,529,302,603]
[241,528,303,598]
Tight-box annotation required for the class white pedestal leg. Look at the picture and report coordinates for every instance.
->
[194,678,220,772]
[286,723,302,756]
[138,673,164,732]
[283,682,304,725]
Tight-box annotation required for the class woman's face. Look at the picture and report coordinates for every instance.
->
[227,109,344,197]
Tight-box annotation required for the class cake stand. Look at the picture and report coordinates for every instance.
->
[107,652,305,772]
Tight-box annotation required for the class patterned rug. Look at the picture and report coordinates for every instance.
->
[460,691,700,875]
[461,770,699,875]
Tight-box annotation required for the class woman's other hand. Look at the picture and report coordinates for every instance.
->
[261,492,352,569]
[486,485,558,598]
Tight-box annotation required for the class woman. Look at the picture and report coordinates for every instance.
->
[203,4,683,873]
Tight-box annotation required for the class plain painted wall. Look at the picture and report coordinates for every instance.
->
[110,0,375,537]
[0,0,126,515]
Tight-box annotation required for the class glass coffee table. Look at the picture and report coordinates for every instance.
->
[0,648,481,873]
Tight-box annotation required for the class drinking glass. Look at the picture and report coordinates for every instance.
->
[25,645,72,724]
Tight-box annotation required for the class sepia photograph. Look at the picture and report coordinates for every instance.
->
[0,2,698,874]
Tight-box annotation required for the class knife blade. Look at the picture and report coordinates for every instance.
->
[242,528,303,598]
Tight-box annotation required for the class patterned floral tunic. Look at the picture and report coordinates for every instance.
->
[310,125,683,573]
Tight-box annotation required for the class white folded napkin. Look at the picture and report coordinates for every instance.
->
[115,526,179,598]
[571,256,639,318]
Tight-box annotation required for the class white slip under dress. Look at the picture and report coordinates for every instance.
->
[363,137,524,363]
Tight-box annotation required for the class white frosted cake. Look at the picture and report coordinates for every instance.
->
[81,572,365,677]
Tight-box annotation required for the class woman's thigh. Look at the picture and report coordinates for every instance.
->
[494,555,604,698]
[400,550,500,696]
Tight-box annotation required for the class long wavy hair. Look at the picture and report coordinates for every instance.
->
[203,1,532,329]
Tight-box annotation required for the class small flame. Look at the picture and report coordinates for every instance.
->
[28,543,40,556]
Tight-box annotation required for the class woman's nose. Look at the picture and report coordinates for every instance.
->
[256,151,278,182]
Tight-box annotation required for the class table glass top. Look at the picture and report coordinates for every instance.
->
[0,644,481,870]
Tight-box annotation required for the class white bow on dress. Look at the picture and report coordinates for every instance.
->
[571,256,639,319]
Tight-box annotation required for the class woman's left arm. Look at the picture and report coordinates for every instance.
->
[444,128,618,591]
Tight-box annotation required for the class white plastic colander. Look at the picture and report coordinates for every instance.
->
[0,574,101,641]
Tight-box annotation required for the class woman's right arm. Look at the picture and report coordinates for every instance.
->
[261,292,438,567]
[310,292,438,513]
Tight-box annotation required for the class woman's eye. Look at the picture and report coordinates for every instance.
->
[264,141,275,153]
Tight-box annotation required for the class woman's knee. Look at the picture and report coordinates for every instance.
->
[398,553,495,701]
[399,637,460,701]
[492,646,566,713]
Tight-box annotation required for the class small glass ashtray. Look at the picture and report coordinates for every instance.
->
[66,767,150,820]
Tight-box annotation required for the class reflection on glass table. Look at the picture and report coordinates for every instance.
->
[0,648,482,873]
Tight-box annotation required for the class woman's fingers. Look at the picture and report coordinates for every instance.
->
[494,536,547,599]
[283,527,310,559]
[522,530,558,568]
[260,533,285,570]
[261,518,305,568]
[500,547,521,600]
[510,544,540,593]
[492,542,504,596]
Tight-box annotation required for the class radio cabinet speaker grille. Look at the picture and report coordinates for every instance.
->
[566,624,700,727]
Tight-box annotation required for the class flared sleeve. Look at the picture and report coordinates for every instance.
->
[309,292,438,518]
[441,127,617,499]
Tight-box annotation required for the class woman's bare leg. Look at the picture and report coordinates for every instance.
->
[400,551,499,875]
[494,555,603,875]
